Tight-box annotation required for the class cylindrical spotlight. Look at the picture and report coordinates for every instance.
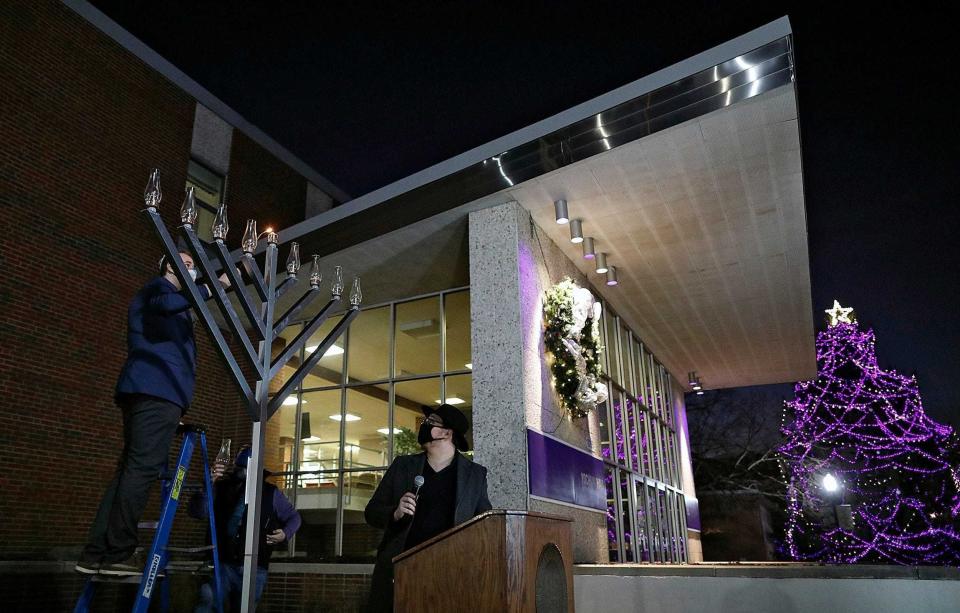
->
[569,219,584,243]
[582,237,596,259]
[606,266,619,286]
[554,199,569,224]
[595,253,608,274]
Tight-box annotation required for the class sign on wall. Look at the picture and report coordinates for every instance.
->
[527,429,606,512]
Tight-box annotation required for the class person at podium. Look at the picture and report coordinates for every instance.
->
[363,403,492,613]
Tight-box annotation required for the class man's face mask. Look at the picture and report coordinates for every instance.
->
[167,264,198,282]
[418,417,446,445]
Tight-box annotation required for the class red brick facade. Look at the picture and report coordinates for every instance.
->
[0,3,363,610]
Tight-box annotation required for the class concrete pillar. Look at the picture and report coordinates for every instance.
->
[468,202,529,511]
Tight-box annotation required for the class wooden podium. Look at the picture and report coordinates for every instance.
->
[392,510,574,612]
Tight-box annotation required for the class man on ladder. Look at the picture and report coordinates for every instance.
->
[75,252,231,575]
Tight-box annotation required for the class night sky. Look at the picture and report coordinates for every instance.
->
[89,2,959,425]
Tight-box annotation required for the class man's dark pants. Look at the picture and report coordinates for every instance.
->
[80,395,181,564]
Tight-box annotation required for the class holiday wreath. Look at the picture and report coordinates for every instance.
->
[543,278,607,418]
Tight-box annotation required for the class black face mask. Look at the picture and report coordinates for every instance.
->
[418,422,439,445]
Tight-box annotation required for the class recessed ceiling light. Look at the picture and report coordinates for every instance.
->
[465,363,472,369]
[436,397,465,405]
[281,397,307,406]
[305,344,344,357]
[377,428,403,435]
[329,413,361,421]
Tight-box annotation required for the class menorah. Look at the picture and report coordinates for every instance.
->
[142,169,361,611]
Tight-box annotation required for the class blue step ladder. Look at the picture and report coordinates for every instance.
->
[74,424,225,613]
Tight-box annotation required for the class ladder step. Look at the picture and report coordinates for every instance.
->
[164,545,215,553]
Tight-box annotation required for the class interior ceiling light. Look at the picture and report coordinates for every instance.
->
[306,344,344,357]
[606,266,619,286]
[582,237,596,259]
[595,253,609,274]
[282,397,307,406]
[376,428,403,435]
[329,413,361,421]
[569,219,584,244]
[436,397,465,405]
[465,363,473,369]
[554,199,569,224]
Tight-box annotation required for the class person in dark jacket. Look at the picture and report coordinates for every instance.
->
[363,404,493,613]
[75,252,229,575]
[190,446,301,612]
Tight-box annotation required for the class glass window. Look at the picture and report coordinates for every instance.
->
[395,297,441,376]
[302,317,345,389]
[266,387,299,479]
[341,470,384,561]
[634,341,645,407]
[626,396,639,471]
[619,324,634,394]
[344,385,390,470]
[647,485,661,563]
[604,309,620,383]
[292,472,340,560]
[646,352,658,414]
[620,470,635,562]
[347,305,390,383]
[299,390,342,473]
[185,159,224,243]
[634,479,651,562]
[648,419,662,483]
[598,400,612,463]
[444,290,472,372]
[393,378,440,457]
[444,374,474,451]
[277,289,474,559]
[612,393,627,467]
[604,465,620,562]
[636,408,650,478]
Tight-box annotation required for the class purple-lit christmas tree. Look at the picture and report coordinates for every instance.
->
[779,301,960,565]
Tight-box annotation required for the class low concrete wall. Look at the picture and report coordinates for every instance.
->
[574,565,960,613]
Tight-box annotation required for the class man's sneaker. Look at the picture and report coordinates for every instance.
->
[74,559,100,574]
[100,551,146,576]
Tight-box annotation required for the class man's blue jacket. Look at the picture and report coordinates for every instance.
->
[114,276,210,410]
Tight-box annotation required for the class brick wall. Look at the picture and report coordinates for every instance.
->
[0,1,310,563]
[0,565,373,613]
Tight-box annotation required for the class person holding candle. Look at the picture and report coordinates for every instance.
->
[75,252,231,576]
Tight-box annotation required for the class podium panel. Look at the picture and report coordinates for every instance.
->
[393,510,574,612]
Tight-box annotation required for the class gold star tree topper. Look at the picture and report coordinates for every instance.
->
[825,300,856,326]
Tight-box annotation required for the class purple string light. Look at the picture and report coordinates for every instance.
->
[779,316,960,564]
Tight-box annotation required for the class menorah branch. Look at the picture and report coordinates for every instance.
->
[267,307,360,419]
[211,240,265,340]
[273,286,323,337]
[269,297,339,379]
[180,226,261,370]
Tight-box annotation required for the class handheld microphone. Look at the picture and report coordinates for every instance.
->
[413,475,425,500]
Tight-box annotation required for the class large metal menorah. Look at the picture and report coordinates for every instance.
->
[141,169,361,611]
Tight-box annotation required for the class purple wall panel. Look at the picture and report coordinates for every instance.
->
[527,429,606,511]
